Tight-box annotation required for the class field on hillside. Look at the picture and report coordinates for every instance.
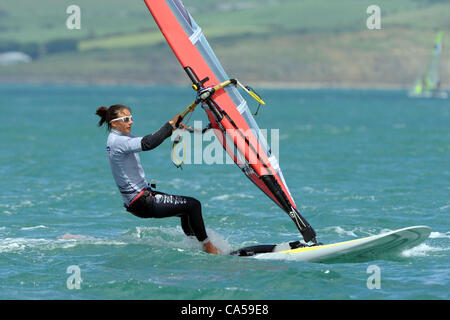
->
[0,0,449,87]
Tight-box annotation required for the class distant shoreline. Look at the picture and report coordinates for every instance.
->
[1,77,441,91]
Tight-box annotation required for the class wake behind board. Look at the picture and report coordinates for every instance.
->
[231,226,431,263]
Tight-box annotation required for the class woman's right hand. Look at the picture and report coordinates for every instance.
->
[169,114,182,129]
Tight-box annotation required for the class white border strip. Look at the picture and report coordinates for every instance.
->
[236,100,247,114]
[189,27,203,45]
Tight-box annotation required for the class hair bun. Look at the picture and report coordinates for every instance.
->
[96,106,109,127]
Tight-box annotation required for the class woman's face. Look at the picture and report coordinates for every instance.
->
[110,108,133,135]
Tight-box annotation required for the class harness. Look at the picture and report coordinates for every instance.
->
[124,183,156,209]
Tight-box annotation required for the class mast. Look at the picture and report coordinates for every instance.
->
[143,0,317,243]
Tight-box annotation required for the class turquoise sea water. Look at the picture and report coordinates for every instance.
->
[0,84,448,300]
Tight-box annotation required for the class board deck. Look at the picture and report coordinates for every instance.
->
[231,226,431,263]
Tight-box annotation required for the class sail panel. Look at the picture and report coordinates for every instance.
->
[144,0,316,241]
[410,31,445,98]
[426,31,443,90]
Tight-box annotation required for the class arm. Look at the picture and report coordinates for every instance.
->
[141,122,173,151]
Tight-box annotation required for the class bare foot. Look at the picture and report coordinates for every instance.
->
[203,241,221,255]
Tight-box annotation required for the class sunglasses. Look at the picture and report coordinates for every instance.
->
[110,115,132,123]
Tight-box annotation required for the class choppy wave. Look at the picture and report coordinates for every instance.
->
[323,226,358,238]
[211,194,254,201]
[121,226,233,254]
[1,200,35,215]
[401,243,448,258]
[429,231,450,239]
[0,226,234,255]
[401,230,449,257]
[0,236,127,254]
[20,225,48,231]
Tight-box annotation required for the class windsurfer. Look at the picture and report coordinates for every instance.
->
[95,104,220,254]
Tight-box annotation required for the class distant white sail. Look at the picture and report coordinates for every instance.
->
[409,31,447,99]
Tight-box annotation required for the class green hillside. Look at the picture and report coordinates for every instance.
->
[0,0,449,88]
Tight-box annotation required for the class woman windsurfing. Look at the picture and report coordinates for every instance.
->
[95,104,220,254]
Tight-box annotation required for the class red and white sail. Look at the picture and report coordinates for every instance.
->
[144,0,317,242]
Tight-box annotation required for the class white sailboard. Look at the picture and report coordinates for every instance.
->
[231,226,431,263]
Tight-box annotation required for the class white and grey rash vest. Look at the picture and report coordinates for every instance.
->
[106,123,173,205]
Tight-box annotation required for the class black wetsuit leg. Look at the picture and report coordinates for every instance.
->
[126,191,208,242]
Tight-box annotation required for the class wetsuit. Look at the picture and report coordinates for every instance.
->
[106,123,209,243]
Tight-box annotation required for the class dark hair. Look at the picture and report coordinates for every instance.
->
[95,104,131,131]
